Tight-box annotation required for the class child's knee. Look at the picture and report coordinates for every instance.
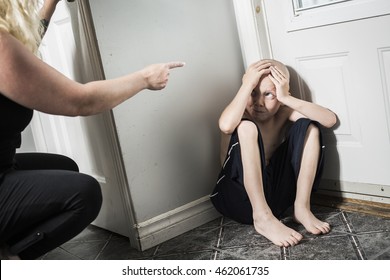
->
[237,120,258,140]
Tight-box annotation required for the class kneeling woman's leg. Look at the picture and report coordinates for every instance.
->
[0,155,102,259]
[14,152,79,172]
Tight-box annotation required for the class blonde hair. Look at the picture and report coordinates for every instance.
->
[0,0,42,53]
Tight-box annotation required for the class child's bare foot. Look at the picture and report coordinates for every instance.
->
[293,205,330,235]
[253,212,303,247]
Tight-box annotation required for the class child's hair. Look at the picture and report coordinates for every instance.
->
[263,58,290,81]
[0,0,42,54]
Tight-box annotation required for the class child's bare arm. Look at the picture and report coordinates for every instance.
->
[269,66,337,128]
[219,61,271,134]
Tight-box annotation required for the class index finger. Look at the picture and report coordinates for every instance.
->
[167,61,186,69]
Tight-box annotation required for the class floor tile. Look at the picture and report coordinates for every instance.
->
[155,226,221,256]
[41,247,81,260]
[220,223,271,248]
[356,232,390,260]
[60,240,107,260]
[344,212,390,233]
[217,245,281,260]
[97,235,155,260]
[287,235,359,260]
[154,250,215,260]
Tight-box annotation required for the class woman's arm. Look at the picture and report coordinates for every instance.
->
[40,0,61,22]
[39,0,61,35]
[219,60,271,134]
[269,65,337,128]
[0,31,184,116]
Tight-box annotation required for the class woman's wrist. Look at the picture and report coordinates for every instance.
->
[40,0,61,21]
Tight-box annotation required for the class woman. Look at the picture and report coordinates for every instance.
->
[0,0,184,259]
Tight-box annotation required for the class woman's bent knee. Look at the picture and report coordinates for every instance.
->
[75,174,102,220]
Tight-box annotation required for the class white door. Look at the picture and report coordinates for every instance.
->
[32,1,136,240]
[250,0,390,202]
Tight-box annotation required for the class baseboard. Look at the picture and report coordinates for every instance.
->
[316,180,390,217]
[134,196,221,251]
[312,193,390,218]
[318,179,390,204]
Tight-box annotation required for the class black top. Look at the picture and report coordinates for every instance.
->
[0,93,33,173]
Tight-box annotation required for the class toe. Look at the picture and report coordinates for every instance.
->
[292,231,303,241]
[322,223,331,233]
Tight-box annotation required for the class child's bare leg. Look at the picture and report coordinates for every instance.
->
[237,121,303,247]
[294,124,330,234]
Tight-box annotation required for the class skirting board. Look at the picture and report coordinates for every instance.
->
[312,193,390,218]
[134,196,221,251]
[318,179,390,204]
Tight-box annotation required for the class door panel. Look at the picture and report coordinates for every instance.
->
[262,0,390,199]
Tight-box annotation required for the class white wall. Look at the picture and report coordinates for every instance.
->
[89,0,243,238]
[19,126,36,152]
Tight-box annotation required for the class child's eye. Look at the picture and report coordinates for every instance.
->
[264,92,275,99]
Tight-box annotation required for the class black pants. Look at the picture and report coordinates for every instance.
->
[210,118,324,224]
[0,153,102,259]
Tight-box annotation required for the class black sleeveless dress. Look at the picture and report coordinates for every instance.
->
[0,93,33,174]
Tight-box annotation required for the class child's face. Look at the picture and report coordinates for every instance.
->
[246,75,281,122]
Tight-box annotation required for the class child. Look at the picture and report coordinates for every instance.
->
[210,59,337,247]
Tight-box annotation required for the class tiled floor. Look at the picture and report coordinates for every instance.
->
[41,205,390,260]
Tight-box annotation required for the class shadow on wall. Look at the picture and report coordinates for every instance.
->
[287,66,341,194]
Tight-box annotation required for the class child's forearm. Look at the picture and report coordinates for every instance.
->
[219,83,252,134]
[281,95,337,128]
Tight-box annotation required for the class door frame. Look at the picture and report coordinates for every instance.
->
[232,0,271,68]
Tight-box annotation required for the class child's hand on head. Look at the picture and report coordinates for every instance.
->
[268,66,290,102]
[242,60,272,90]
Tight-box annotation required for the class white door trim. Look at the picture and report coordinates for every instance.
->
[232,0,272,68]
[285,0,390,31]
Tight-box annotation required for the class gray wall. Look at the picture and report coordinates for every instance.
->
[19,126,36,152]
[90,0,243,223]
